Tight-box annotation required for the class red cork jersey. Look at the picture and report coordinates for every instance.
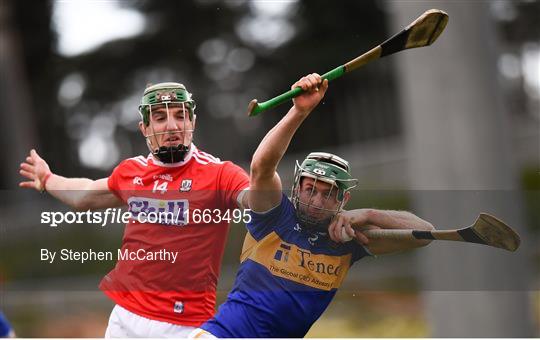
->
[99,145,249,326]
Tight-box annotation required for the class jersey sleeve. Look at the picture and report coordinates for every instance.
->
[107,161,127,202]
[219,161,249,209]
[246,193,292,241]
[350,242,373,263]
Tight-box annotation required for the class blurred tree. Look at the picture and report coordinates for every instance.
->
[0,0,62,188]
[4,0,537,179]
[6,0,397,180]
[496,1,540,43]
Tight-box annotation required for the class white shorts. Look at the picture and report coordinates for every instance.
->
[104,304,197,338]
[187,328,217,339]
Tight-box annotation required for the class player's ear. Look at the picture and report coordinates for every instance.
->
[192,114,197,129]
[342,191,351,207]
[138,121,147,137]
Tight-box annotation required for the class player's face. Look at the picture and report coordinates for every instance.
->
[297,177,341,221]
[141,103,196,150]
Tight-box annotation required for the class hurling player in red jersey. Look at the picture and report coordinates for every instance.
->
[19,83,250,337]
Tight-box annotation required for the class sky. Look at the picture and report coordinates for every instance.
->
[52,0,146,57]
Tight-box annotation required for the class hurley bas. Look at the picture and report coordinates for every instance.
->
[40,248,179,264]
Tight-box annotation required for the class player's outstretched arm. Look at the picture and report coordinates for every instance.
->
[329,209,435,255]
[19,149,123,210]
[249,74,328,212]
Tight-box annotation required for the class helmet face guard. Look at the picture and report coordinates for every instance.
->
[138,82,197,163]
[291,152,358,232]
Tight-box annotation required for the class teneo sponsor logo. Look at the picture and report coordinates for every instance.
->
[127,197,189,226]
[297,249,341,276]
[273,245,341,277]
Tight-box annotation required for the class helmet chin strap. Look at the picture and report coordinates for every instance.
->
[153,145,189,163]
[145,134,191,163]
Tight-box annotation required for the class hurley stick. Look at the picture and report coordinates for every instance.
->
[362,213,521,252]
[247,9,449,117]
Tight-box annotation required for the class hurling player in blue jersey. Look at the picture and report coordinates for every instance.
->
[0,311,15,338]
[189,73,435,338]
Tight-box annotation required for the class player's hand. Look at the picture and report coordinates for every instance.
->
[353,225,381,246]
[328,211,370,244]
[19,149,52,192]
[329,210,374,245]
[291,73,328,115]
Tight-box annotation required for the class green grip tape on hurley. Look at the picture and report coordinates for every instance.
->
[248,65,346,117]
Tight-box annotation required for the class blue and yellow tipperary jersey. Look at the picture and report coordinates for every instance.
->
[202,194,371,338]
[0,311,13,337]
